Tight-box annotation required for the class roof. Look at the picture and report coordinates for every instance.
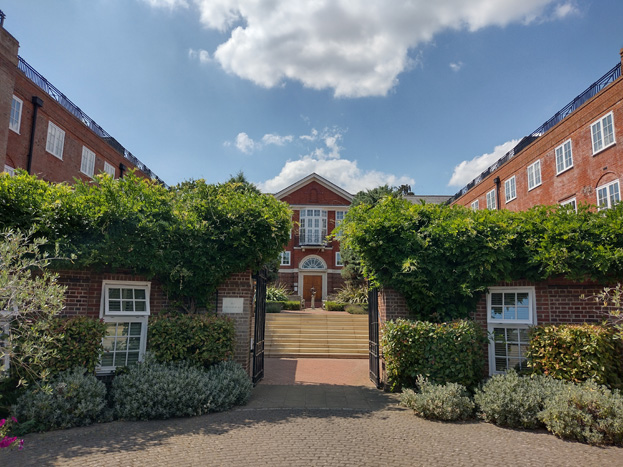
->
[273,173,354,201]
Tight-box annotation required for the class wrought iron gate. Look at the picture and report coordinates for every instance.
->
[252,268,268,386]
[368,287,381,388]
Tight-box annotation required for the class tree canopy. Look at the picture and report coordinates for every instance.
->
[340,197,623,321]
[0,171,292,309]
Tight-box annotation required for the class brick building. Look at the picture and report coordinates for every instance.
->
[273,173,351,305]
[0,15,162,185]
[450,50,623,212]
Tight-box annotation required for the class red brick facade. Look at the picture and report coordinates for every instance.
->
[1,21,160,184]
[274,174,352,304]
[57,269,256,372]
[452,55,623,211]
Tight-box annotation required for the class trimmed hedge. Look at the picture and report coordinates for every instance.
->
[266,301,283,313]
[345,304,367,314]
[381,319,487,391]
[48,317,107,375]
[325,301,346,311]
[527,324,623,389]
[267,300,301,312]
[147,313,235,368]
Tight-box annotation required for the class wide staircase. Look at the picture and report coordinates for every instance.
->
[265,313,368,358]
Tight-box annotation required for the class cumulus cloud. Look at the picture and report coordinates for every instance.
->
[257,128,413,194]
[142,0,189,9]
[448,139,520,187]
[553,2,580,19]
[262,134,294,146]
[235,132,256,154]
[188,48,211,63]
[147,0,568,97]
[231,131,295,154]
[449,61,464,72]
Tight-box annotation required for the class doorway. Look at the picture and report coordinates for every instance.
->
[302,274,322,307]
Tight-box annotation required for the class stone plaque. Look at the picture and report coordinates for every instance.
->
[222,297,244,314]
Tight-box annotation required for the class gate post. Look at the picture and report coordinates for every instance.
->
[368,287,381,388]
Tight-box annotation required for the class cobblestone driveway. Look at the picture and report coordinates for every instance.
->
[2,384,622,467]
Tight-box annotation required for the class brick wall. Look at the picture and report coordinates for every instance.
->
[0,25,19,170]
[453,74,623,210]
[57,268,256,373]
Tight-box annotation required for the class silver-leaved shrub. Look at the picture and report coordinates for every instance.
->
[400,375,474,421]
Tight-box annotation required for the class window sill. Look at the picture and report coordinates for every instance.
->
[592,141,616,157]
[527,183,541,192]
[556,166,573,176]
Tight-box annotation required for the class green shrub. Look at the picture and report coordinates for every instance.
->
[282,300,302,310]
[334,283,368,304]
[345,304,367,314]
[381,319,487,391]
[266,283,290,302]
[527,324,623,389]
[147,313,235,367]
[401,375,474,421]
[13,368,107,432]
[112,358,252,420]
[266,301,283,313]
[540,380,623,445]
[474,371,568,429]
[324,301,346,311]
[48,316,107,375]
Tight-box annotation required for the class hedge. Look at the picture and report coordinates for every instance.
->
[324,301,347,311]
[527,324,623,389]
[147,313,235,368]
[381,319,487,391]
[48,316,107,375]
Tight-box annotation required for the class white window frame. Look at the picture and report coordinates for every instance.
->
[591,112,615,155]
[81,146,96,177]
[45,121,65,160]
[560,197,577,212]
[9,95,22,134]
[527,160,541,191]
[471,200,479,211]
[98,281,150,373]
[487,286,536,375]
[3,165,15,177]
[486,189,496,210]
[555,140,573,175]
[280,251,291,266]
[335,251,343,267]
[596,180,620,211]
[335,210,346,227]
[103,161,116,178]
[299,209,328,245]
[504,176,516,204]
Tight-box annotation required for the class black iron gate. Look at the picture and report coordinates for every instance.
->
[252,268,268,386]
[368,287,381,388]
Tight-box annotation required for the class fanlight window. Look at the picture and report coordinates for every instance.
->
[300,258,325,270]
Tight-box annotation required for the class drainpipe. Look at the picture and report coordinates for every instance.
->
[119,163,126,178]
[26,96,43,175]
[493,177,501,210]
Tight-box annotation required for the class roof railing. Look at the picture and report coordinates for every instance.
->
[17,56,166,186]
[450,62,622,202]
[0,10,6,27]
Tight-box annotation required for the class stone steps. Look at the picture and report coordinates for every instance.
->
[265,313,368,358]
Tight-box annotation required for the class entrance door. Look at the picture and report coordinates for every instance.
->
[303,275,322,306]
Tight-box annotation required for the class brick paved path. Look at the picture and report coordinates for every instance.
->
[2,384,622,467]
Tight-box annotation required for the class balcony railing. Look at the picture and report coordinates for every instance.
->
[296,230,328,247]
[17,56,166,186]
[450,62,622,202]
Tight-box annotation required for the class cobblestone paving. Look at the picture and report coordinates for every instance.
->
[2,384,622,467]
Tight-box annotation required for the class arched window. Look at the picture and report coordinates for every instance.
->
[300,257,325,270]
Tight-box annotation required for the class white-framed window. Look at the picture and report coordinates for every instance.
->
[299,209,327,245]
[591,112,615,154]
[3,165,15,177]
[471,200,479,211]
[103,161,116,178]
[596,180,620,211]
[99,281,150,372]
[560,198,577,212]
[504,176,516,203]
[9,96,22,134]
[486,190,496,210]
[335,210,345,227]
[280,251,291,266]
[80,146,96,177]
[527,160,541,191]
[555,140,573,174]
[487,287,536,374]
[45,121,65,160]
[335,251,343,267]
[300,257,325,270]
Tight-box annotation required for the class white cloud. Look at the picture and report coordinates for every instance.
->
[149,0,567,97]
[448,139,520,187]
[449,61,464,72]
[142,0,189,9]
[188,48,211,63]
[257,127,413,193]
[553,2,579,19]
[262,134,294,146]
[235,132,256,154]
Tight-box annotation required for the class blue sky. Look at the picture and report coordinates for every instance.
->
[4,1,623,194]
